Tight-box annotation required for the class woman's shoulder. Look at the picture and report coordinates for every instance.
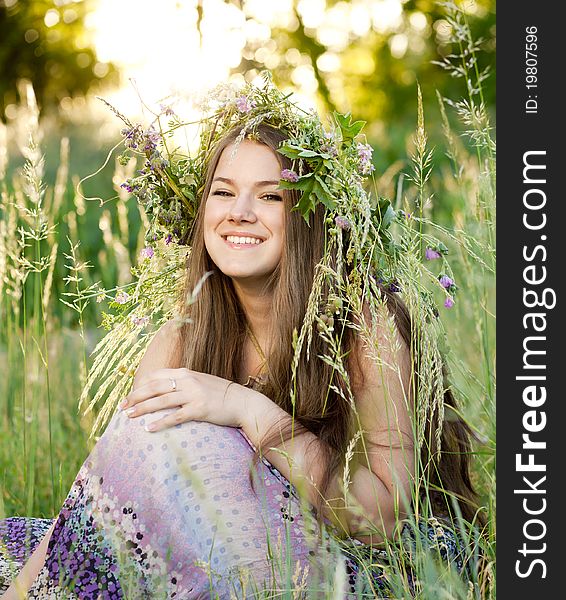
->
[132,319,181,390]
[348,299,412,393]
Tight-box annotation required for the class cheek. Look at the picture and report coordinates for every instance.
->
[203,201,221,232]
[273,209,287,242]
[202,203,220,251]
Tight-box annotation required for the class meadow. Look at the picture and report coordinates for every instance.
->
[0,9,495,599]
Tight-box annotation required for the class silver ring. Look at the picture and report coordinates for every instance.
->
[169,378,177,392]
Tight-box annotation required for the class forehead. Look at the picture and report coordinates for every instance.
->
[214,140,281,179]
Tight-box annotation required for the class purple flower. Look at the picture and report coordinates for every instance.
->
[357,142,375,175]
[165,234,173,245]
[120,182,133,193]
[121,125,143,150]
[389,281,401,293]
[143,127,161,151]
[148,152,169,171]
[439,275,454,289]
[139,246,154,260]
[235,96,256,113]
[444,297,455,308]
[321,132,338,157]
[425,247,441,260]
[160,104,175,117]
[335,215,352,231]
[131,315,149,327]
[320,142,338,157]
[357,142,373,162]
[114,291,130,304]
[281,169,299,183]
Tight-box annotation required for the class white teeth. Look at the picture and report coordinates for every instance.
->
[225,235,262,245]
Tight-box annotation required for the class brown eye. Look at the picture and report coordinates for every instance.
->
[262,193,283,202]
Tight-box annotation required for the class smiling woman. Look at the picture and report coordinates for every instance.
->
[0,78,484,599]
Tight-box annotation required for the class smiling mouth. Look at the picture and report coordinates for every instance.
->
[222,235,264,247]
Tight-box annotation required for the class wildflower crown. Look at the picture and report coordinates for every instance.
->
[113,72,456,302]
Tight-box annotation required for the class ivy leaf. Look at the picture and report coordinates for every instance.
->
[334,112,366,141]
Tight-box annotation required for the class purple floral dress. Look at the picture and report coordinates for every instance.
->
[0,407,470,598]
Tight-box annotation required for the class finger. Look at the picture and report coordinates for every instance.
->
[124,378,179,409]
[144,408,196,432]
[124,392,183,418]
[135,367,190,391]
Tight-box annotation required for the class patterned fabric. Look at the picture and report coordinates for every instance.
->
[0,410,471,598]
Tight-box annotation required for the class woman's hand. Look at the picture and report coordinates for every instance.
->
[119,368,248,432]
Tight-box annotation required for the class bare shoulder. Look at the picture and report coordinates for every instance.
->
[350,301,412,390]
[132,319,181,390]
[349,300,414,445]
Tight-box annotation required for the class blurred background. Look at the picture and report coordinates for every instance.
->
[1,0,496,177]
[0,0,495,315]
[1,0,495,534]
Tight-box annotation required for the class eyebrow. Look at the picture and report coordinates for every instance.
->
[211,177,281,187]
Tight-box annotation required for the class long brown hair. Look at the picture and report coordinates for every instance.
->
[170,123,484,534]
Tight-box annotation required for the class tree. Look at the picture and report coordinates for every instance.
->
[229,0,495,164]
[0,0,117,119]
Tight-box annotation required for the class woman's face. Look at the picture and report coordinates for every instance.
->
[203,139,286,290]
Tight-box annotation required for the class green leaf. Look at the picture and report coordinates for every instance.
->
[333,112,366,141]
[374,198,396,229]
[290,176,316,224]
[313,175,337,210]
[277,143,302,159]
[382,204,396,228]
[297,149,321,158]
[279,172,314,193]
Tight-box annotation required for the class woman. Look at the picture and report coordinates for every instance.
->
[1,79,483,598]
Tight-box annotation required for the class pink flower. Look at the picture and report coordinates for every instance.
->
[444,297,454,309]
[235,96,255,113]
[131,315,149,327]
[159,104,175,117]
[357,142,375,175]
[281,169,299,183]
[114,291,130,304]
[335,215,352,231]
[139,246,154,260]
[425,247,441,260]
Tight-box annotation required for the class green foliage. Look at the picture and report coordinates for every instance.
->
[233,0,495,169]
[0,0,118,119]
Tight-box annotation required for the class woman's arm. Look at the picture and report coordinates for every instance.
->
[132,319,180,391]
[240,314,415,544]
[120,315,414,542]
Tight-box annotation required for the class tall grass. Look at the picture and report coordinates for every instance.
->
[0,3,494,597]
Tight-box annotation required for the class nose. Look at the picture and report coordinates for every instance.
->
[227,191,257,223]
